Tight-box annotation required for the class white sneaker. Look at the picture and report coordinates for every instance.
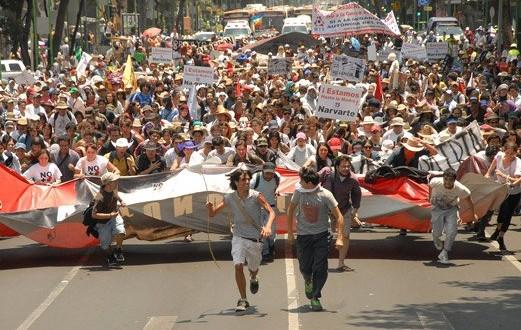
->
[438,250,450,264]
[433,237,443,251]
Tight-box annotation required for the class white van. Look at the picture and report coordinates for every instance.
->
[223,20,252,40]
[281,17,309,35]
[0,60,27,80]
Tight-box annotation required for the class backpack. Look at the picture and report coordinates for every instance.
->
[108,150,130,173]
[253,172,280,190]
[53,110,73,124]
[82,201,99,238]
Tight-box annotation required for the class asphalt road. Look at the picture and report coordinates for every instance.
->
[1,221,521,330]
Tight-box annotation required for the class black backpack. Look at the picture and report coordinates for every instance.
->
[82,201,99,238]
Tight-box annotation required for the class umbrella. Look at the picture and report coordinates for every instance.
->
[142,27,161,38]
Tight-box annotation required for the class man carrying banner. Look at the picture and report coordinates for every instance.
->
[287,167,345,311]
[206,165,275,312]
[429,168,477,264]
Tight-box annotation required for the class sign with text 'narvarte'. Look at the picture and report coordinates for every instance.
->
[267,57,292,76]
[149,47,173,64]
[182,65,216,87]
[331,55,366,82]
[425,42,449,61]
[316,84,363,122]
[401,42,427,61]
[418,121,485,172]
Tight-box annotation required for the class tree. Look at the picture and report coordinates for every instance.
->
[70,0,85,54]
[0,0,25,58]
[176,0,186,35]
[500,0,513,49]
[20,0,33,66]
[51,0,69,66]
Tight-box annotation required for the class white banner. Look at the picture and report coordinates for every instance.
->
[76,52,92,78]
[418,121,485,172]
[267,57,292,75]
[316,84,363,122]
[182,65,216,87]
[150,47,173,64]
[312,3,397,37]
[13,71,36,86]
[401,43,427,61]
[331,55,366,82]
[382,11,401,36]
[425,42,449,61]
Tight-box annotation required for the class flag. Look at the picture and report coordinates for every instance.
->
[235,81,242,98]
[188,85,198,120]
[374,73,383,102]
[122,55,137,91]
[76,52,92,78]
[75,47,82,62]
[467,72,474,88]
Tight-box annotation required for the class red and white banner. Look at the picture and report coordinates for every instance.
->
[312,3,398,37]
[382,11,401,36]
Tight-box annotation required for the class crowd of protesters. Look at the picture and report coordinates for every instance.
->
[1,23,521,254]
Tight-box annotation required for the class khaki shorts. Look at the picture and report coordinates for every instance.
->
[331,208,352,238]
[231,235,263,272]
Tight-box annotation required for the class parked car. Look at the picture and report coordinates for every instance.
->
[0,60,26,80]
[427,17,464,41]
[193,31,216,41]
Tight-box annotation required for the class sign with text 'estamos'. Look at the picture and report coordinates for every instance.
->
[316,84,363,122]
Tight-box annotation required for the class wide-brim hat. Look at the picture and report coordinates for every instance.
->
[215,105,232,120]
[359,116,378,126]
[101,172,120,185]
[115,138,130,149]
[403,137,425,152]
[55,101,69,110]
[389,117,405,126]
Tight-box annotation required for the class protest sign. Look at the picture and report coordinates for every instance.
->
[425,42,449,61]
[418,121,485,172]
[312,3,397,37]
[382,11,401,36]
[316,84,363,122]
[182,65,216,87]
[377,47,394,62]
[172,39,210,51]
[14,71,36,85]
[331,55,366,82]
[76,52,92,78]
[268,57,292,75]
[367,44,377,62]
[150,47,173,64]
[401,43,427,61]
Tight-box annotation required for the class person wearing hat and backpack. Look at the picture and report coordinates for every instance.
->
[49,101,76,136]
[105,138,136,176]
[91,172,126,266]
[250,162,280,262]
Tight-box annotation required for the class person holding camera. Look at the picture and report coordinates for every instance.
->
[136,141,166,175]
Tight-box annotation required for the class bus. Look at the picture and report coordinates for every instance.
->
[256,6,294,32]
[223,8,255,24]
[293,5,313,17]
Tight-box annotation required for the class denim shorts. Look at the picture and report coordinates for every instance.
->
[96,215,125,249]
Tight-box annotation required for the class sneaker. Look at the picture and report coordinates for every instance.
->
[236,299,250,312]
[489,229,499,241]
[310,298,323,311]
[497,237,507,251]
[304,280,313,299]
[106,254,118,266]
[433,237,443,251]
[250,278,259,294]
[114,247,125,262]
[399,229,407,236]
[437,249,450,264]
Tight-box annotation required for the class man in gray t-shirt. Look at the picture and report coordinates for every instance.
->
[207,166,275,312]
[287,167,344,311]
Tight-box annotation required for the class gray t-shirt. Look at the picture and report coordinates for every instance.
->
[224,190,263,240]
[291,187,338,235]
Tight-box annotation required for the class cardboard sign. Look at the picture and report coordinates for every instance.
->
[182,65,216,87]
[150,47,173,64]
[377,47,393,62]
[14,71,36,86]
[331,55,366,82]
[367,44,377,62]
[316,84,363,122]
[267,57,292,76]
[425,42,449,61]
[401,43,427,61]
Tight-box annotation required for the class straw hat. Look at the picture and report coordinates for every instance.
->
[131,118,142,128]
[403,137,425,152]
[389,117,405,127]
[359,116,378,126]
[215,105,232,120]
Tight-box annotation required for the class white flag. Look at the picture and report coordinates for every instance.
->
[188,85,198,120]
[76,52,92,78]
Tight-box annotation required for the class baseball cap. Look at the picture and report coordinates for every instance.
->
[256,137,268,147]
[327,137,342,151]
[262,162,275,173]
[296,132,307,141]
[15,142,27,151]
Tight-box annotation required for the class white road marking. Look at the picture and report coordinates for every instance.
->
[415,308,455,330]
[284,234,300,330]
[16,250,92,330]
[143,316,177,330]
[486,230,521,273]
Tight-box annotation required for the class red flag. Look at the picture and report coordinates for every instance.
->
[235,82,242,98]
[459,79,466,94]
[375,74,384,102]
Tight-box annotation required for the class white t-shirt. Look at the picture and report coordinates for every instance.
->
[75,155,109,176]
[494,153,521,195]
[429,177,471,210]
[208,147,236,164]
[23,163,62,183]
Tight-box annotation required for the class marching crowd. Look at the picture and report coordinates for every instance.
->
[1,24,521,311]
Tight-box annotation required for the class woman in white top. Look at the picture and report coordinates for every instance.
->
[74,143,119,178]
[484,141,521,251]
[170,140,203,171]
[23,149,62,185]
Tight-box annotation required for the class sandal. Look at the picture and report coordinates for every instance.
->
[184,235,194,242]
[336,265,354,272]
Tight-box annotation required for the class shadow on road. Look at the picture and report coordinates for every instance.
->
[346,277,521,329]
